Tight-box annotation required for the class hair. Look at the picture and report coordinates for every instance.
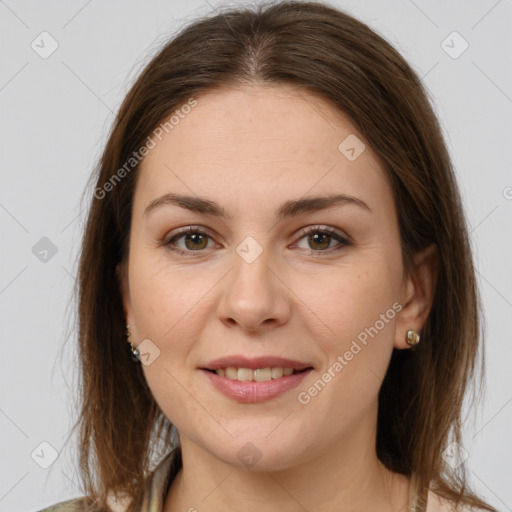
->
[68,1,495,510]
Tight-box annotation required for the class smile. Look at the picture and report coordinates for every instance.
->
[212,366,298,381]
[201,367,313,403]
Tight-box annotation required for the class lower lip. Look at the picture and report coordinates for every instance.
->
[201,368,313,403]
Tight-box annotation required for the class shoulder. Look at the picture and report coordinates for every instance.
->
[35,494,131,512]
[35,450,179,512]
[35,497,92,512]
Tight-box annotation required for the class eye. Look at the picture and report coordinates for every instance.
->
[163,227,216,255]
[294,226,351,253]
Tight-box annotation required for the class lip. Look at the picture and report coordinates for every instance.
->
[202,355,312,371]
[201,367,313,403]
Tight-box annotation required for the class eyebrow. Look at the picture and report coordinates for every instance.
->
[143,192,372,220]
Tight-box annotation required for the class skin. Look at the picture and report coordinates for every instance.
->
[118,83,437,512]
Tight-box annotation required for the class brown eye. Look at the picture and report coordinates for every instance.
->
[164,227,215,255]
[183,232,208,250]
[307,232,332,251]
[294,226,351,253]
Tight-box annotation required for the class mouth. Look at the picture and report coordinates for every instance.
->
[201,355,313,381]
[202,366,311,382]
[199,356,314,403]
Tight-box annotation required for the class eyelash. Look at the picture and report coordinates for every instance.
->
[161,225,351,257]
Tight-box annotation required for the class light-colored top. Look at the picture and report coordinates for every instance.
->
[37,450,480,512]
[36,451,176,512]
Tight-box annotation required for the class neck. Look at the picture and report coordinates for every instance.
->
[163,411,410,512]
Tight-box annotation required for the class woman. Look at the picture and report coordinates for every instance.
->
[38,1,497,511]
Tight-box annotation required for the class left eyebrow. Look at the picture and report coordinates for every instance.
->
[276,193,372,219]
[143,192,372,219]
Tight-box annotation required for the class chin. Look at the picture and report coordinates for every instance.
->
[197,431,314,472]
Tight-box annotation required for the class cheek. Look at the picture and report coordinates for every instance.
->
[291,260,400,349]
[296,296,396,444]
[291,260,399,416]
[128,248,216,341]
[129,259,215,427]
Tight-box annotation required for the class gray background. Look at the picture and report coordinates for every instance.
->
[0,0,511,510]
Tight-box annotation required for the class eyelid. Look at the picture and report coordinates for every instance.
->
[165,225,216,239]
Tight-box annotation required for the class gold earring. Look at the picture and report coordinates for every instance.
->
[406,329,420,346]
[126,324,140,362]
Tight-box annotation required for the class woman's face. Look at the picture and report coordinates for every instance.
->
[120,84,418,471]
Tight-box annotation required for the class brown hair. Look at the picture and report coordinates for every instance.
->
[69,1,495,510]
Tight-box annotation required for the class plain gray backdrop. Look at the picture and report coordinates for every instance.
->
[0,0,511,510]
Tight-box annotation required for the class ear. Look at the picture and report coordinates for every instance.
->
[394,243,438,350]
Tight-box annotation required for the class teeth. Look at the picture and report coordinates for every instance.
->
[237,368,253,381]
[271,367,283,379]
[216,366,298,381]
[225,367,237,379]
[254,367,272,381]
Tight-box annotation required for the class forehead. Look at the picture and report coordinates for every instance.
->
[145,83,359,162]
[135,83,391,215]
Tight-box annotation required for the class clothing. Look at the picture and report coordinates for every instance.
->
[36,449,475,512]
[36,450,178,512]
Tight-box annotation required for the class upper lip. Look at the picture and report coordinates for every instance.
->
[202,355,313,371]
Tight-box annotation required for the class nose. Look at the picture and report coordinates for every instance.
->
[216,244,292,333]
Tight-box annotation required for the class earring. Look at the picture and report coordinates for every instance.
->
[406,329,421,347]
[126,324,140,362]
